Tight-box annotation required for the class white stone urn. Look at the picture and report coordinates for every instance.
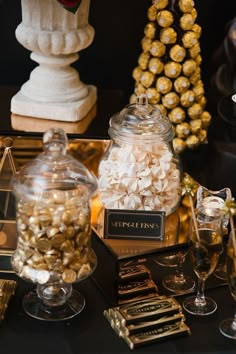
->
[11,0,97,122]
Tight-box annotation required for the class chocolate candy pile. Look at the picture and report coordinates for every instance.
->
[130,0,212,153]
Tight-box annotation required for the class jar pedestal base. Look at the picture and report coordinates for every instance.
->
[23,288,85,321]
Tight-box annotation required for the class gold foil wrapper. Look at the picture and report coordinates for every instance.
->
[134,83,146,95]
[178,0,195,13]
[153,0,169,10]
[188,43,201,59]
[180,90,195,107]
[153,103,167,116]
[138,52,150,70]
[174,76,190,94]
[150,40,166,57]
[198,129,207,143]
[162,92,180,109]
[169,107,186,124]
[141,37,152,52]
[176,122,191,138]
[192,23,202,39]
[189,67,201,85]
[193,81,204,100]
[186,134,200,149]
[188,102,203,120]
[156,76,172,94]
[182,31,198,48]
[191,8,198,21]
[148,57,164,75]
[146,88,161,104]
[200,111,212,128]
[173,137,186,153]
[180,13,195,30]
[132,66,143,81]
[157,10,174,28]
[164,61,182,78]
[147,5,158,21]
[0,279,17,321]
[160,27,177,44]
[144,22,156,39]
[169,44,186,63]
[182,59,197,76]
[189,119,202,134]
[140,71,155,88]
[195,54,202,65]
[197,96,207,107]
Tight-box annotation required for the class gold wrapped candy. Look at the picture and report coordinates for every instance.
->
[169,107,186,124]
[157,10,174,27]
[153,0,169,10]
[173,137,186,153]
[132,67,143,81]
[169,44,186,62]
[180,13,195,30]
[186,134,200,149]
[176,122,191,138]
[182,31,198,48]
[138,52,150,70]
[188,43,201,58]
[156,76,172,94]
[200,111,212,128]
[162,92,180,109]
[174,76,190,93]
[160,27,177,44]
[182,59,197,76]
[148,57,164,74]
[147,5,158,21]
[180,90,195,107]
[153,103,167,116]
[144,22,156,39]
[150,40,166,57]
[164,61,182,78]
[141,37,152,52]
[146,87,161,104]
[188,102,203,120]
[140,71,155,88]
[189,119,202,134]
[178,0,195,14]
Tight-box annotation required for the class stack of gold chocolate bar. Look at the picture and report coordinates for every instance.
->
[0,279,17,321]
[117,263,159,305]
[104,295,191,349]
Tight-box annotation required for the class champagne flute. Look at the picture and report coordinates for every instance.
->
[219,232,236,339]
[183,205,223,315]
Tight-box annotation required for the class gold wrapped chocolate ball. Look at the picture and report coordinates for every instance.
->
[195,54,202,65]
[160,27,177,44]
[176,122,191,138]
[138,52,150,70]
[190,119,202,135]
[185,134,200,149]
[197,96,207,107]
[174,76,190,93]
[134,83,146,95]
[182,59,197,76]
[147,5,158,21]
[150,40,166,57]
[200,111,212,128]
[130,94,137,104]
[180,13,195,30]
[193,81,204,100]
[192,23,202,39]
[132,66,143,81]
[164,61,182,78]
[180,90,195,107]
[178,0,195,13]
[169,44,186,62]
[146,88,161,104]
[148,57,164,74]
[169,107,186,123]
[189,67,201,85]
[173,137,186,153]
[198,129,207,143]
[188,43,201,59]
[188,103,203,119]
[153,0,169,10]
[141,37,152,52]
[191,8,198,21]
[156,76,173,94]
[182,31,198,48]
[140,71,155,88]
[157,10,174,27]
[144,22,156,39]
[162,92,179,109]
[153,103,167,116]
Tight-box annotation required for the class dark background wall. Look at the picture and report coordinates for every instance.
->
[0,0,235,103]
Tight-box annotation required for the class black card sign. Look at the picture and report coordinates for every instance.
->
[104,209,165,240]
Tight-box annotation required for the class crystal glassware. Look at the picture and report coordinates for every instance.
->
[183,205,223,315]
[11,128,98,321]
[219,232,236,339]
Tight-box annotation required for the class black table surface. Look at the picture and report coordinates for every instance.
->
[0,86,236,353]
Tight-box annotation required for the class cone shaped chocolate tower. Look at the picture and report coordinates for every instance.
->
[130,0,211,153]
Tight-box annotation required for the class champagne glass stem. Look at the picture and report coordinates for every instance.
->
[195,278,207,306]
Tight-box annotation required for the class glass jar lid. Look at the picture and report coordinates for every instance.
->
[11,128,98,200]
[108,94,174,143]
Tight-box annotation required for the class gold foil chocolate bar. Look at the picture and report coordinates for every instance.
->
[118,264,150,283]
[118,279,157,299]
[123,322,191,350]
[117,292,159,305]
[0,279,17,320]
[115,297,181,325]
[118,312,185,337]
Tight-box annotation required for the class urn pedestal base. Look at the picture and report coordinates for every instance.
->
[11,85,97,123]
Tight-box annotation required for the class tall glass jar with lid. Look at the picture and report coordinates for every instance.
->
[98,95,182,216]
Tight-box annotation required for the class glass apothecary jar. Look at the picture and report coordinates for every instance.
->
[98,95,182,216]
[11,128,98,321]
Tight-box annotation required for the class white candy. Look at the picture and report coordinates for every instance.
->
[98,142,180,215]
